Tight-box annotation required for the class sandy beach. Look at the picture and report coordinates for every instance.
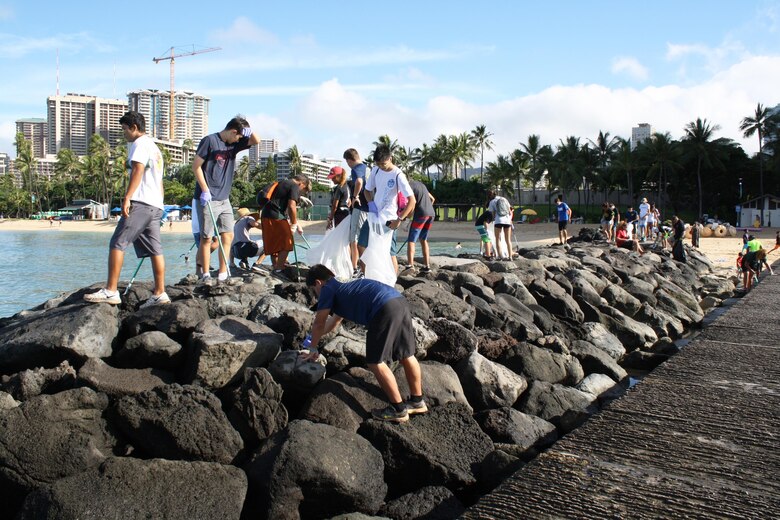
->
[1,217,776,270]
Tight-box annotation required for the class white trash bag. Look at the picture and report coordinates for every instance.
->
[305,217,353,281]
[361,213,397,287]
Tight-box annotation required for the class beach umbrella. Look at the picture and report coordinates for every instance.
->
[111,207,121,213]
[520,208,537,216]
[181,205,192,210]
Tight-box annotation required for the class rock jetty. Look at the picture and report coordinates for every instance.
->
[0,234,735,519]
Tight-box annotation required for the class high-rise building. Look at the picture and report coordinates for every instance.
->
[47,93,128,156]
[127,89,209,143]
[257,151,337,186]
[248,139,280,168]
[631,123,653,150]
[0,153,10,176]
[15,118,47,158]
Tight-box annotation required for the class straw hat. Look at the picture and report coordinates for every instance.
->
[237,207,260,220]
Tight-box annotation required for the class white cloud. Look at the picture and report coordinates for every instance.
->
[611,56,649,81]
[208,16,278,46]
[265,55,780,162]
[0,31,114,59]
[0,5,12,20]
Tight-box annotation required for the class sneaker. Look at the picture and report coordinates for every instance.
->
[199,273,214,286]
[217,271,228,281]
[251,264,267,274]
[420,266,431,274]
[84,288,121,305]
[351,268,364,280]
[371,404,409,423]
[404,399,428,415]
[239,260,249,270]
[272,269,289,281]
[140,292,171,308]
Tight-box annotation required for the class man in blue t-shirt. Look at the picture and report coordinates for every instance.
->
[193,115,260,282]
[343,148,369,278]
[555,194,572,245]
[302,264,426,423]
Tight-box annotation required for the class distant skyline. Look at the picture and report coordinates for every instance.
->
[2,1,780,163]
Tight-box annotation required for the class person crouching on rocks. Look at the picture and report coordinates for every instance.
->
[616,220,645,255]
[301,264,427,423]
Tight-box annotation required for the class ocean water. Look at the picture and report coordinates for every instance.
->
[0,230,475,318]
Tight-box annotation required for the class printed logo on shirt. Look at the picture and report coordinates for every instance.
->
[215,151,227,167]
[386,178,396,189]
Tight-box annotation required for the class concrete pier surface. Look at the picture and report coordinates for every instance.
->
[465,275,780,519]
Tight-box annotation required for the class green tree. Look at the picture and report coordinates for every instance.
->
[471,124,494,184]
[610,138,638,204]
[683,117,724,220]
[372,134,400,161]
[637,132,682,218]
[237,156,251,182]
[88,134,111,204]
[740,103,771,221]
[518,135,546,206]
[163,179,191,206]
[285,145,302,176]
[55,148,83,200]
[14,132,38,215]
[182,138,194,166]
[485,154,516,196]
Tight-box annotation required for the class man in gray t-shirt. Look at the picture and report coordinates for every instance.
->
[192,115,259,281]
[406,180,436,272]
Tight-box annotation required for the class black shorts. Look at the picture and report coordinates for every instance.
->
[558,220,568,231]
[494,223,512,229]
[232,241,260,260]
[365,297,416,364]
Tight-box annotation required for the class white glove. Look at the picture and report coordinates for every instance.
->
[290,224,298,234]
[299,196,313,208]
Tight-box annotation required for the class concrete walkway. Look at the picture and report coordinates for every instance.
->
[464,275,780,519]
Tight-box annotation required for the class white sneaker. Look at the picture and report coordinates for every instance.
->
[199,273,214,286]
[217,271,228,281]
[84,288,121,305]
[140,292,171,308]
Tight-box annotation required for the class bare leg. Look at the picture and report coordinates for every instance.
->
[407,241,416,267]
[198,237,212,275]
[275,251,289,270]
[367,362,403,404]
[421,239,430,268]
[106,248,125,292]
[149,255,166,295]
[400,356,423,397]
[349,241,359,269]
[218,232,233,274]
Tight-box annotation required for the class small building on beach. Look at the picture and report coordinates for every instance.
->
[59,199,109,220]
[738,194,780,228]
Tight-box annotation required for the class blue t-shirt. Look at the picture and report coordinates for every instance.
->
[626,210,638,223]
[556,202,570,222]
[193,133,251,201]
[350,163,369,212]
[317,278,402,325]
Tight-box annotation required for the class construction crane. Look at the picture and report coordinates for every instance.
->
[153,45,220,140]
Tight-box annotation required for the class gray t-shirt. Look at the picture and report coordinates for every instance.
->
[193,133,251,201]
[411,180,434,218]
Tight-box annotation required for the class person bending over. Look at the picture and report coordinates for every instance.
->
[301,264,426,423]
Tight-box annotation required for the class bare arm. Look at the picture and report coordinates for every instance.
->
[287,199,298,225]
[353,177,364,206]
[192,155,209,194]
[248,131,261,146]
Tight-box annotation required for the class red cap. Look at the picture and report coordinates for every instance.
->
[328,166,345,179]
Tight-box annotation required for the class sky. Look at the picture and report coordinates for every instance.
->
[2,1,780,163]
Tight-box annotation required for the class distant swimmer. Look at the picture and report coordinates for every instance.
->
[455,242,462,250]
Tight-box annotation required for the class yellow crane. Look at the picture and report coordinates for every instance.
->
[153,45,220,140]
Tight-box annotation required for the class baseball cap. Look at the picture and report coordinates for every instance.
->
[328,166,345,179]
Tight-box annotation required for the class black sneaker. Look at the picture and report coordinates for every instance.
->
[404,399,428,415]
[420,266,431,274]
[239,260,249,270]
[351,268,365,280]
[372,405,409,423]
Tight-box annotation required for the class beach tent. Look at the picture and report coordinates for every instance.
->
[111,207,121,213]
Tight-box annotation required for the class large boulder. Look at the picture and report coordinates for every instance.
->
[203,280,273,318]
[575,322,625,360]
[245,420,387,520]
[425,318,479,364]
[0,303,118,374]
[569,340,628,382]
[455,351,527,411]
[268,350,327,391]
[112,384,243,464]
[599,306,658,351]
[492,294,544,342]
[122,299,209,344]
[358,403,493,495]
[0,391,19,410]
[474,407,558,451]
[379,486,465,520]
[114,330,183,370]
[187,316,282,389]
[394,361,471,411]
[226,367,288,447]
[404,283,476,329]
[497,342,583,386]
[492,273,537,307]
[528,278,585,323]
[655,288,704,326]
[78,358,174,396]
[0,388,117,510]
[634,303,685,339]
[17,457,247,520]
[248,294,314,347]
[601,284,642,317]
[517,380,599,433]
[1,361,77,400]
[576,373,620,399]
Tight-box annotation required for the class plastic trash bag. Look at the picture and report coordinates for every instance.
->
[305,217,352,280]
[361,213,397,287]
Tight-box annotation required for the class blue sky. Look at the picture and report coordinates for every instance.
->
[2,1,780,161]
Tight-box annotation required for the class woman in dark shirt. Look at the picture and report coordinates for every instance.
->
[328,166,351,228]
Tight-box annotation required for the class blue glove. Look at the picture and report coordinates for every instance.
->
[241,127,252,138]
[368,201,378,215]
[199,190,212,206]
[302,334,313,349]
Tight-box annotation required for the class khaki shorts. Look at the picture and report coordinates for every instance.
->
[109,201,163,258]
[198,198,233,238]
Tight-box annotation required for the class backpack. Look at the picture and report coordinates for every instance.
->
[495,197,510,217]
[256,182,280,211]
[396,173,408,216]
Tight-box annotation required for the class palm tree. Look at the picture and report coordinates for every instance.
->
[518,135,545,207]
[14,132,38,215]
[431,134,450,179]
[182,138,194,166]
[285,145,302,176]
[610,138,638,204]
[485,154,515,196]
[471,125,494,184]
[237,156,251,182]
[683,117,722,220]
[740,103,771,222]
[372,135,400,161]
[447,133,476,180]
[639,132,682,219]
[510,150,530,204]
[88,134,111,204]
[413,144,433,182]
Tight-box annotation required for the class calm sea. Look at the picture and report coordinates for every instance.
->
[0,230,473,318]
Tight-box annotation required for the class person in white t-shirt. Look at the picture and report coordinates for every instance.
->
[638,197,651,240]
[84,111,169,307]
[364,144,416,273]
[487,189,514,259]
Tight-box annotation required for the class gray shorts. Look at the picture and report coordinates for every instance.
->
[109,201,163,258]
[197,198,234,238]
[349,209,368,243]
